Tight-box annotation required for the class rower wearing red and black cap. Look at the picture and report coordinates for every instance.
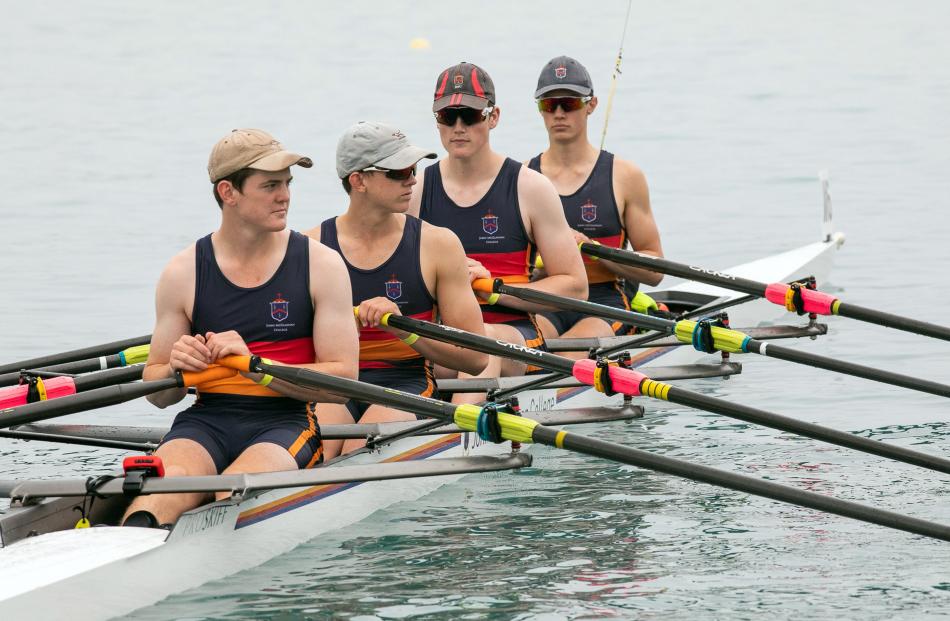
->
[527,56,664,351]
[410,61,586,387]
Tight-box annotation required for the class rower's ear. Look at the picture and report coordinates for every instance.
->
[349,171,369,193]
[587,96,598,115]
[488,106,500,129]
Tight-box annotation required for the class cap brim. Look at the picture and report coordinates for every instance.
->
[432,94,492,112]
[534,83,592,98]
[249,151,314,172]
[374,145,438,170]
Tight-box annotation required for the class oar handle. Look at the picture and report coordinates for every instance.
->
[180,365,238,387]
[471,278,496,294]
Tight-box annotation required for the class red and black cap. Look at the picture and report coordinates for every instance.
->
[432,62,496,112]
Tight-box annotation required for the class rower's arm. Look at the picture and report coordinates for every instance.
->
[406,225,488,375]
[599,159,664,286]
[491,168,587,312]
[263,241,359,404]
[144,247,196,408]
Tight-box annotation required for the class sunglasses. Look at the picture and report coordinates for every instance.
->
[434,106,493,126]
[536,96,591,113]
[361,165,417,181]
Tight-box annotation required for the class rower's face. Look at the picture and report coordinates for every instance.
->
[436,106,499,158]
[538,90,596,142]
[355,166,418,212]
[229,170,293,230]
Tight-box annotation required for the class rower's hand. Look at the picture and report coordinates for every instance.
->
[356,297,411,339]
[204,330,252,362]
[571,229,593,245]
[466,258,491,283]
[168,334,212,374]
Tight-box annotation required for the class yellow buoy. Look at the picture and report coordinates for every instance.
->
[409,38,431,50]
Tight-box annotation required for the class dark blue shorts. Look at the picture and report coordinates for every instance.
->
[161,394,322,472]
[540,281,631,336]
[345,365,436,422]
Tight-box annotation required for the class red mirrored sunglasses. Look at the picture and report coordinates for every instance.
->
[536,96,591,113]
[361,165,417,181]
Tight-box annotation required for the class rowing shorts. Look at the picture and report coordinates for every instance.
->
[345,365,436,422]
[161,393,322,472]
[540,282,631,336]
[493,316,548,375]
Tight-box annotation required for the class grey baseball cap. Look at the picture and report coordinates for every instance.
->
[534,56,594,98]
[336,121,437,178]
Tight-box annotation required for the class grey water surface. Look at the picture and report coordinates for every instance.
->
[1,1,949,619]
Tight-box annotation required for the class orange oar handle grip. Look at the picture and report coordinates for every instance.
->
[180,365,238,387]
[216,355,255,373]
[471,278,496,294]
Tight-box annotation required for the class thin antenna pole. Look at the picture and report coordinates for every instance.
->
[600,0,634,150]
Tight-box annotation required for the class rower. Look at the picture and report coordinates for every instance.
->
[409,61,586,388]
[123,129,359,528]
[527,56,664,352]
[306,122,487,458]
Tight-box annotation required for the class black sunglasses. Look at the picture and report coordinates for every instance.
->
[434,106,493,126]
[361,165,417,181]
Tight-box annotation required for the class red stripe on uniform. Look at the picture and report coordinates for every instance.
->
[246,337,315,364]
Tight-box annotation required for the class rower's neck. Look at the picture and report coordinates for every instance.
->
[444,148,505,182]
[338,200,404,241]
[544,139,600,169]
[215,219,288,261]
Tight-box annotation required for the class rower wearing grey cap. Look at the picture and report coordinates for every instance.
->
[307,121,487,458]
[123,129,359,528]
[410,61,586,400]
[527,56,665,354]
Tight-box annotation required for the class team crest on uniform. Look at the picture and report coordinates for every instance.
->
[580,199,598,223]
[385,274,403,300]
[481,210,499,235]
[555,66,567,79]
[270,293,289,322]
[453,74,464,88]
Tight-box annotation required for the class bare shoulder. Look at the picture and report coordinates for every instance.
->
[419,219,464,253]
[308,236,344,269]
[302,224,322,241]
[516,164,560,207]
[613,156,648,188]
[158,244,195,287]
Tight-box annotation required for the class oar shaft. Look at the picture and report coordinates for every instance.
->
[748,339,950,399]
[233,357,950,542]
[664,386,950,474]
[836,301,950,341]
[0,335,151,375]
[381,313,950,475]
[492,280,672,333]
[533,426,950,542]
[580,244,767,296]
[0,429,155,451]
[73,365,145,391]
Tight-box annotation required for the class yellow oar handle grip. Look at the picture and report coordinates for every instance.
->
[121,344,150,365]
[453,403,539,444]
[673,321,750,354]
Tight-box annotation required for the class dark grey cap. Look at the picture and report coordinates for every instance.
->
[336,121,437,178]
[534,56,593,98]
[433,62,496,112]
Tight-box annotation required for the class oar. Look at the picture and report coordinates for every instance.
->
[0,428,155,451]
[0,367,234,430]
[217,355,950,542]
[0,343,150,387]
[487,280,950,399]
[580,243,950,342]
[0,365,144,409]
[374,312,950,475]
[0,335,152,375]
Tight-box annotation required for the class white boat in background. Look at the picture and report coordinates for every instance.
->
[0,207,844,620]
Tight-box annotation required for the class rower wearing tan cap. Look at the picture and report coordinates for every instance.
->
[123,128,358,528]
[307,121,487,458]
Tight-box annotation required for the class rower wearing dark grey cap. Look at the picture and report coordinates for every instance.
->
[308,122,487,458]
[410,62,586,390]
[528,56,664,351]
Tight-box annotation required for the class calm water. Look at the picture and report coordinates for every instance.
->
[2,1,950,619]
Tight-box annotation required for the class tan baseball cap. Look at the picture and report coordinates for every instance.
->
[208,128,313,183]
